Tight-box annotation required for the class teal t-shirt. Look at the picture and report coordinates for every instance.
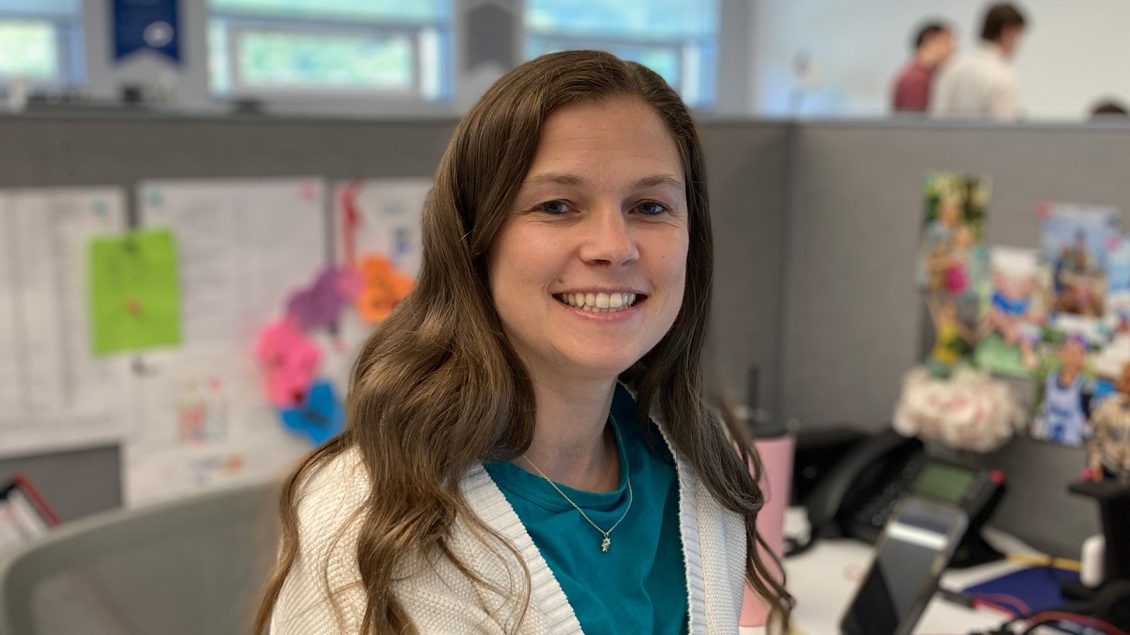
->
[484,386,688,634]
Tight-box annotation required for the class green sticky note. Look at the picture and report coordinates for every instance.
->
[89,229,182,354]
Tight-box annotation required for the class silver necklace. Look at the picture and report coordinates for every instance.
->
[523,437,633,553]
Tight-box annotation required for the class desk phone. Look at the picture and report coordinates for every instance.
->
[802,430,1006,567]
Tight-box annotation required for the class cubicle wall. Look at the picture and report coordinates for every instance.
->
[700,122,792,416]
[782,120,1130,554]
[0,114,457,190]
[0,114,458,520]
[0,114,791,522]
[1,113,1117,556]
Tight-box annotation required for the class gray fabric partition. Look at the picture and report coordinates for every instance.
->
[781,120,1130,554]
[701,122,791,418]
[0,447,120,523]
[0,114,456,189]
[0,113,790,521]
[4,112,1113,557]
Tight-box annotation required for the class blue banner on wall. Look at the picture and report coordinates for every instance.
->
[112,0,181,64]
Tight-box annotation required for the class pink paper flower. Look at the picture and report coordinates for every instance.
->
[255,318,321,407]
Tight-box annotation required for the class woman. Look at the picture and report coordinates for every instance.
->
[256,50,791,634]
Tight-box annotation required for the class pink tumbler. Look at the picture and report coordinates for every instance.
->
[740,433,794,627]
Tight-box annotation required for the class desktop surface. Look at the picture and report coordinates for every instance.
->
[782,509,1040,635]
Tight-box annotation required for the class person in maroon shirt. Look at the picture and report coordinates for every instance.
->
[892,22,955,112]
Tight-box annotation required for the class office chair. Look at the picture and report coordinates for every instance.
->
[0,480,280,635]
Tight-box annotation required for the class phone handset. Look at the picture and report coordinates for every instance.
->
[802,430,923,540]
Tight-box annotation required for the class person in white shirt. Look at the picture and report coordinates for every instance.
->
[932,3,1028,120]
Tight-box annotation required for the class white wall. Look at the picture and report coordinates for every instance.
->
[750,0,1130,120]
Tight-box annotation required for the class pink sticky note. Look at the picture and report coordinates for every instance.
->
[255,318,321,407]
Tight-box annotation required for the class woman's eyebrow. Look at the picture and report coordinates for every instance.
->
[520,173,684,189]
[633,175,685,190]
[521,172,585,187]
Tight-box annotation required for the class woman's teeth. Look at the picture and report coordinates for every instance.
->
[558,291,638,313]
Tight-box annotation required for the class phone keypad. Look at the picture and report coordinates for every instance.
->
[853,457,924,532]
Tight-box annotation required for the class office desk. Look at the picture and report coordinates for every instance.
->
[781,510,1043,635]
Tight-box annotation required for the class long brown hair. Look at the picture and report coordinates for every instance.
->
[255,49,792,633]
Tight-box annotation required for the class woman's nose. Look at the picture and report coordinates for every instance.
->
[578,207,639,266]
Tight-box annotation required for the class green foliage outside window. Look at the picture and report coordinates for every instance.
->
[236,30,413,89]
[0,20,57,79]
[210,0,447,22]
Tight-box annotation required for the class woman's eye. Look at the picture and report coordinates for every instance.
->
[536,200,571,215]
[636,201,669,216]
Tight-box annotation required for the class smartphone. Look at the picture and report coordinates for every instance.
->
[840,495,969,635]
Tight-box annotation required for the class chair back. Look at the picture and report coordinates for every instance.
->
[0,480,280,635]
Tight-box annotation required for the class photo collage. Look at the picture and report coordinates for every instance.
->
[914,172,1130,464]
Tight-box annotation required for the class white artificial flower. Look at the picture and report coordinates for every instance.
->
[893,366,1025,452]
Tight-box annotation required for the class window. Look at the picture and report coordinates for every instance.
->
[0,0,83,89]
[208,0,451,100]
[525,0,718,108]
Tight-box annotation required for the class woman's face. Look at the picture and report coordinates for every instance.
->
[487,96,689,386]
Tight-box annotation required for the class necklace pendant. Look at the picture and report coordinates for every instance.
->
[600,536,611,552]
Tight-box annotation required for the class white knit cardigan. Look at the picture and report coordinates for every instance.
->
[271,433,750,634]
